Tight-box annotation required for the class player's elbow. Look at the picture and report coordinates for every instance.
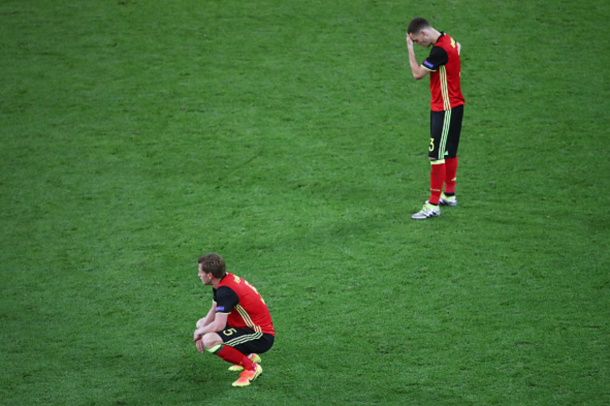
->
[211,319,225,332]
[413,72,426,80]
[412,67,428,80]
[210,313,228,332]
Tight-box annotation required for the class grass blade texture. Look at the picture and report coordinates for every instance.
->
[1,0,608,405]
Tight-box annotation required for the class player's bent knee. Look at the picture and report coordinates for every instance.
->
[202,332,223,351]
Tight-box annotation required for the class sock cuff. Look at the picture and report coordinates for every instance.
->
[207,344,224,354]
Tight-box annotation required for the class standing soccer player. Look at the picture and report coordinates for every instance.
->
[406,17,465,219]
[193,253,274,387]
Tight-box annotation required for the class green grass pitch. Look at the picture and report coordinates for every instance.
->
[1,0,609,405]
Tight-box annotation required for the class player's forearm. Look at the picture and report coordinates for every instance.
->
[195,317,225,336]
[196,305,216,328]
[408,49,427,80]
[196,315,213,328]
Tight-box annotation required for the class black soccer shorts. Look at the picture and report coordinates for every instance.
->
[218,326,274,354]
[429,104,464,160]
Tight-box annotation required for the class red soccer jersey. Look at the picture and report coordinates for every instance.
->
[214,273,275,335]
[421,33,465,112]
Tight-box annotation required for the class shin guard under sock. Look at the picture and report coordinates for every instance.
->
[214,345,256,372]
[429,161,445,205]
[444,157,458,195]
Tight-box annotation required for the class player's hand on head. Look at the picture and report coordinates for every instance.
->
[406,33,413,46]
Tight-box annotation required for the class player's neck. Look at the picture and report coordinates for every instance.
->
[429,29,441,44]
[211,273,227,288]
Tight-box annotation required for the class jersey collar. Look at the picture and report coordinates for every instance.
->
[435,32,446,45]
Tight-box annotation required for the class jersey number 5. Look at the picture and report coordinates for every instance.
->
[223,328,237,336]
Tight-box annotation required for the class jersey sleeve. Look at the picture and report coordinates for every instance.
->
[422,46,449,72]
[214,286,239,314]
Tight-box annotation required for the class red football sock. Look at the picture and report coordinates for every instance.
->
[429,162,445,205]
[444,157,458,195]
[216,345,256,371]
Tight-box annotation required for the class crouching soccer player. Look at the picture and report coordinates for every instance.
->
[193,253,275,387]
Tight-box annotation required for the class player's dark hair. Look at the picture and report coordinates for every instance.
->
[198,253,226,278]
[408,17,431,34]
